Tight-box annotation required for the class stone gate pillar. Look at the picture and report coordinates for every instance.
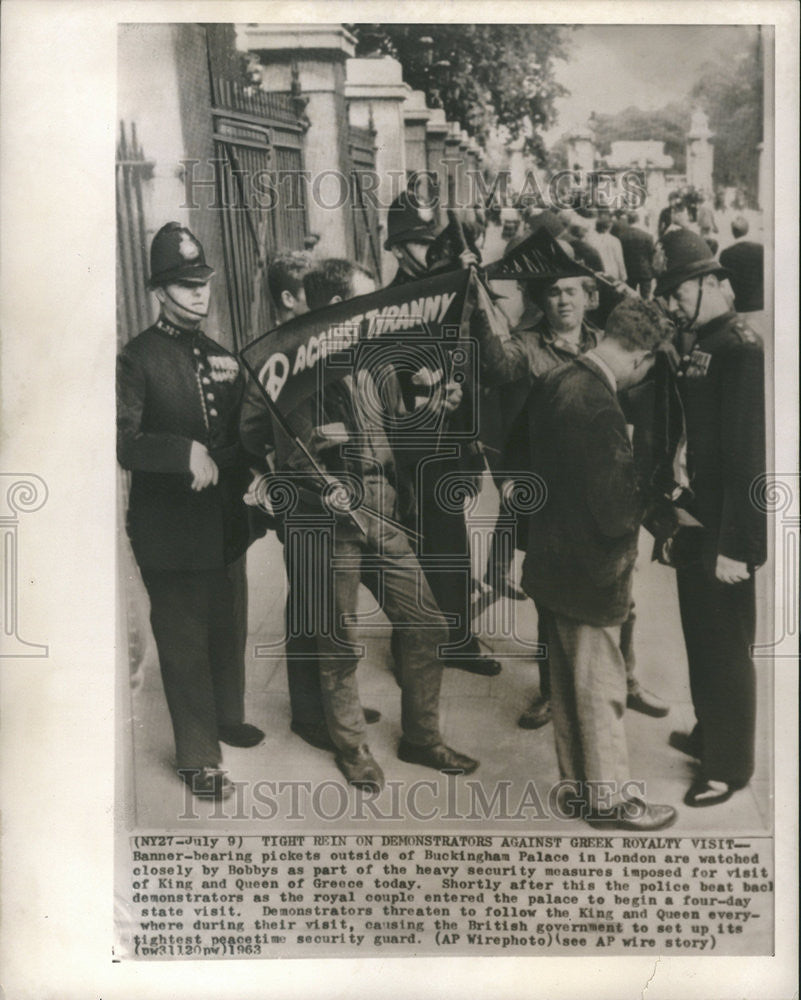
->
[240,24,357,259]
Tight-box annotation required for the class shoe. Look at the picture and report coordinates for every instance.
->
[335,745,385,792]
[445,656,502,677]
[291,720,335,752]
[178,767,233,800]
[217,722,265,748]
[587,797,677,831]
[684,779,735,808]
[486,576,527,601]
[518,696,551,730]
[364,707,381,724]
[398,739,479,775]
[669,729,702,759]
[626,687,669,718]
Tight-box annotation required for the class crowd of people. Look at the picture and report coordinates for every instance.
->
[117,183,766,833]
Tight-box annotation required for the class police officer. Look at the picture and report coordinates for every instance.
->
[117,222,264,800]
[383,193,502,676]
[655,228,766,808]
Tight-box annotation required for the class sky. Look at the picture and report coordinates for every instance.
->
[543,24,760,141]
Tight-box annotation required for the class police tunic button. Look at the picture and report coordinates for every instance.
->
[676,370,684,377]
[206,392,214,401]
[193,348,201,356]
[202,377,210,385]
[209,408,218,417]
[682,355,690,362]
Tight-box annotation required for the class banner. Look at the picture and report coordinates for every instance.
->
[484,227,594,280]
[240,268,473,416]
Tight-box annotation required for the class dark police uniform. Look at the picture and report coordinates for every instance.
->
[118,291,251,773]
[672,311,766,788]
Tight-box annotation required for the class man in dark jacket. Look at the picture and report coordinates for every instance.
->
[117,223,263,800]
[656,228,766,808]
[620,211,656,299]
[522,297,677,830]
[718,216,764,314]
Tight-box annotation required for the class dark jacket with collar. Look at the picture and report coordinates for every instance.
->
[521,355,646,626]
[674,310,766,570]
[619,225,656,283]
[117,318,251,572]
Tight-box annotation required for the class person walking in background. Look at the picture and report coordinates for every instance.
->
[719,216,764,315]
[619,211,656,299]
[588,209,627,282]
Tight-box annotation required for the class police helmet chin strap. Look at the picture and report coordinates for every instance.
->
[679,277,705,333]
[162,285,209,320]
[398,245,428,279]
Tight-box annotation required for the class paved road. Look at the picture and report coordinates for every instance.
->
[126,473,771,833]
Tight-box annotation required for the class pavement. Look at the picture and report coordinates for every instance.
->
[126,474,772,834]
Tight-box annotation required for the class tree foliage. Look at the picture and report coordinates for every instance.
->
[589,104,690,173]
[347,24,573,165]
[690,33,762,198]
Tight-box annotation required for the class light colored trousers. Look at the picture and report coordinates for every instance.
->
[547,612,632,809]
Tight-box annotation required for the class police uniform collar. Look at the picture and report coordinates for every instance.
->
[695,310,737,341]
[156,315,202,339]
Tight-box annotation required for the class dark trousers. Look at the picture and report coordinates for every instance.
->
[415,457,481,659]
[676,560,756,786]
[142,557,247,769]
[282,531,326,731]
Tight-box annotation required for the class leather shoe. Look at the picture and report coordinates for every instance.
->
[626,687,669,717]
[398,739,479,775]
[291,720,335,752]
[335,745,385,792]
[179,767,233,800]
[684,779,735,808]
[364,707,381,724]
[217,722,265,748]
[518,695,551,730]
[669,729,702,759]
[445,656,502,677]
[587,797,677,831]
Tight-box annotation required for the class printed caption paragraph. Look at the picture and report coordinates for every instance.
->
[117,834,773,958]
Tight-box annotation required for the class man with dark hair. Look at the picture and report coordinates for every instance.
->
[719,216,764,314]
[303,258,375,309]
[521,297,678,830]
[266,251,313,324]
[620,211,656,299]
[656,229,766,808]
[269,258,479,790]
[117,222,263,801]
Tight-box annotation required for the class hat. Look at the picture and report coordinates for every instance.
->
[384,193,438,250]
[654,228,729,298]
[486,225,592,283]
[148,222,214,288]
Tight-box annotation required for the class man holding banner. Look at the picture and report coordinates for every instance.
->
[240,258,480,790]
[384,194,503,677]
